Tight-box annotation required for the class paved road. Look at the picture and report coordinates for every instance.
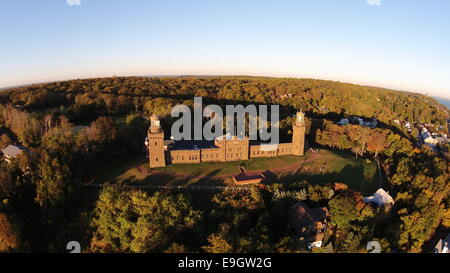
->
[375,157,391,190]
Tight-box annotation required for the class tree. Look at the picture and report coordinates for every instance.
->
[202,234,233,253]
[0,213,20,252]
[367,131,388,157]
[0,134,12,149]
[35,151,75,209]
[328,191,366,230]
[338,231,363,253]
[90,186,202,253]
[86,117,117,145]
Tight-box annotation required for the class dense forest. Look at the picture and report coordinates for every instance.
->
[0,76,448,127]
[0,76,448,253]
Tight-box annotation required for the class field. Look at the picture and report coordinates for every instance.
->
[98,148,378,193]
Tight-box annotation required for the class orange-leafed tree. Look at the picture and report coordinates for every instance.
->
[0,213,20,252]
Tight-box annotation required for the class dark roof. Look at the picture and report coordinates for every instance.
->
[163,139,174,146]
[169,140,218,150]
[288,202,329,232]
[233,171,265,182]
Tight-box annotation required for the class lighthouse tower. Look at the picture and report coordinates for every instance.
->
[292,111,306,156]
[148,114,166,168]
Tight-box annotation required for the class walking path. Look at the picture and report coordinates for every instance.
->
[85,183,257,191]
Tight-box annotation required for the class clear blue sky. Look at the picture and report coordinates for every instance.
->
[1,0,450,98]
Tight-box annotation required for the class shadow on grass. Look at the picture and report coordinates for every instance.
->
[128,168,227,187]
[263,163,379,193]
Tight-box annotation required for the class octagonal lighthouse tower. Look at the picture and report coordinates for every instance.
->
[148,114,166,168]
[292,111,306,156]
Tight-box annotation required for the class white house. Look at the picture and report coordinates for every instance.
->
[337,118,349,125]
[363,188,394,207]
[434,234,450,253]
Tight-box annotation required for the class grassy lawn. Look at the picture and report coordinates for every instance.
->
[154,155,306,176]
[275,149,378,193]
[97,148,378,193]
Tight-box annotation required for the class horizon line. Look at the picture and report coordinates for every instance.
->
[1,73,449,100]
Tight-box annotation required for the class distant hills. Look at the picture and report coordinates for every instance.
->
[0,76,447,128]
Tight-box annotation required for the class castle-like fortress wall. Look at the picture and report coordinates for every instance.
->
[169,149,201,164]
[249,145,277,158]
[200,148,222,162]
[277,143,293,156]
[147,111,306,168]
[222,139,250,162]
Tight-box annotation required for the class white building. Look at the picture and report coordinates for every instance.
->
[434,234,450,253]
[421,132,438,147]
[337,118,349,125]
[363,188,394,207]
[1,145,27,163]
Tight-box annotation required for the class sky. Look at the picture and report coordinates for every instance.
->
[1,0,450,99]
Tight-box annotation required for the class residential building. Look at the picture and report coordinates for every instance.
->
[434,234,450,253]
[288,202,329,249]
[363,188,394,207]
[337,118,349,125]
[421,132,439,147]
[1,145,27,163]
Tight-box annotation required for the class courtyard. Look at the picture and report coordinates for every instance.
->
[98,148,378,193]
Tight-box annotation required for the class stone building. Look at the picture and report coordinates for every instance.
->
[147,111,306,168]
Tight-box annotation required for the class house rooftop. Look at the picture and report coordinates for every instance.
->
[169,140,218,150]
[289,202,329,232]
[233,171,265,183]
[232,167,265,185]
[363,188,394,207]
[1,144,27,158]
[434,234,450,253]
